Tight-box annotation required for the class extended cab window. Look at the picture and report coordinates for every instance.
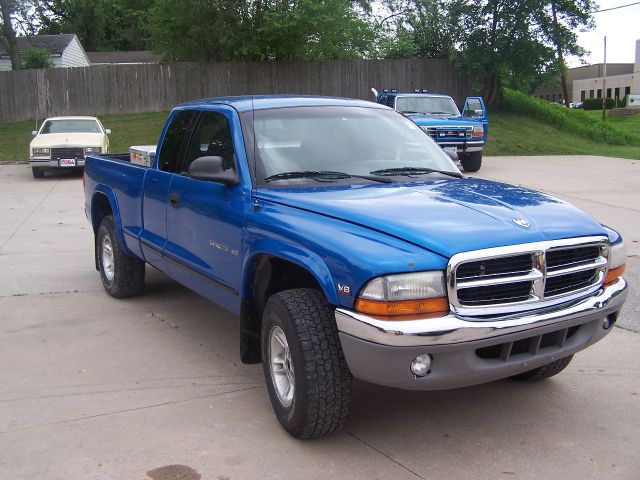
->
[182,111,236,174]
[158,110,197,173]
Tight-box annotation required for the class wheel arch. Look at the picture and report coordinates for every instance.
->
[238,242,339,364]
[91,187,130,267]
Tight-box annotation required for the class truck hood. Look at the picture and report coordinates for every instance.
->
[405,114,480,126]
[256,179,606,258]
[30,132,105,148]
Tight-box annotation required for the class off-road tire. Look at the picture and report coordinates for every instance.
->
[261,288,352,439]
[31,167,44,179]
[511,355,574,381]
[97,215,145,298]
[459,151,482,172]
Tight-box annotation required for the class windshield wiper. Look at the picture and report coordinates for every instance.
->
[264,170,393,184]
[370,167,463,179]
[427,111,454,115]
[400,110,425,115]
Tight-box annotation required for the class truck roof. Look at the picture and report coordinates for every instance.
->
[380,92,453,99]
[176,95,387,112]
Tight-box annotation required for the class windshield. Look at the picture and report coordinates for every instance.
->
[395,96,459,116]
[253,106,460,185]
[40,120,102,134]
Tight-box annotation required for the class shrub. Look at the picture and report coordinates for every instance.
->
[21,48,53,69]
[497,88,637,146]
[583,97,615,110]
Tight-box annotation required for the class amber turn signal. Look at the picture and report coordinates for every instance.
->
[604,264,625,286]
[355,297,449,319]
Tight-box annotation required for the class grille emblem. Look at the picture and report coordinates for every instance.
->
[512,218,531,228]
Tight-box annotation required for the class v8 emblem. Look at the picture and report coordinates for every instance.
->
[337,283,351,296]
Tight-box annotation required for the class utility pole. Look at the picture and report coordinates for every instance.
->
[551,0,570,107]
[602,36,607,122]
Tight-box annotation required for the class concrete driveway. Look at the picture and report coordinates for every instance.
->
[0,156,638,480]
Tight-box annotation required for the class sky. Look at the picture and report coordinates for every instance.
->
[569,0,640,66]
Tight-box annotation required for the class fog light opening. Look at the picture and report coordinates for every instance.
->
[410,354,432,378]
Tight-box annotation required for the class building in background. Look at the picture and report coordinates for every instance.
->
[534,39,639,104]
[0,34,89,71]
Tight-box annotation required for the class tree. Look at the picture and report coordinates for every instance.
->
[146,0,376,62]
[34,0,153,51]
[0,0,21,69]
[377,1,593,106]
[21,46,53,68]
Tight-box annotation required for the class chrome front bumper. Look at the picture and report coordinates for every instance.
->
[29,158,85,168]
[336,278,626,347]
[335,279,627,390]
[437,140,484,153]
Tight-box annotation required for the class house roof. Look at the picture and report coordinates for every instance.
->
[0,34,77,57]
[86,51,161,65]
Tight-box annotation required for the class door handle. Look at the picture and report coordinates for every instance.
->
[169,192,180,206]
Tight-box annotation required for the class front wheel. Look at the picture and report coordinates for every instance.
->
[261,288,352,438]
[97,215,145,298]
[458,151,482,172]
[31,167,44,178]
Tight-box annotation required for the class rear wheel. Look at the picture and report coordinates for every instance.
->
[97,215,145,298]
[459,151,482,172]
[31,167,44,178]
[511,355,574,381]
[261,288,352,438]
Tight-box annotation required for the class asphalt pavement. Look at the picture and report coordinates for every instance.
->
[0,157,638,480]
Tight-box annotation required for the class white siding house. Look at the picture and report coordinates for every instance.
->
[0,34,90,71]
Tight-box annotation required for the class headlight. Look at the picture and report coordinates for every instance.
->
[33,148,50,155]
[355,271,448,318]
[605,241,626,285]
[472,125,484,137]
[85,147,102,154]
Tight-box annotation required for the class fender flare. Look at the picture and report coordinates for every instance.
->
[91,185,132,257]
[242,237,339,306]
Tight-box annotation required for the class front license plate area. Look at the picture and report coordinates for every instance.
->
[443,146,457,153]
[59,158,76,167]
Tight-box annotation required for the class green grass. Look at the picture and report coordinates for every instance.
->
[498,88,640,146]
[485,112,640,159]
[0,111,169,162]
[582,110,640,141]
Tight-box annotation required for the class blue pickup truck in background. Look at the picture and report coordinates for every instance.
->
[373,89,488,172]
[84,95,627,439]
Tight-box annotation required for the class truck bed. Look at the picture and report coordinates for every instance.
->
[84,153,148,258]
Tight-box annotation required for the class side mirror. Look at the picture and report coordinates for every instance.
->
[188,156,238,186]
[105,128,111,135]
[32,130,38,136]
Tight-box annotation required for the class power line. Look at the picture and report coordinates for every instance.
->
[593,1,640,13]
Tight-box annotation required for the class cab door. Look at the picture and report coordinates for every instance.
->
[462,97,487,121]
[139,109,197,271]
[164,107,247,314]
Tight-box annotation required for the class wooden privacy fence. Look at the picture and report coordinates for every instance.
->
[0,59,470,123]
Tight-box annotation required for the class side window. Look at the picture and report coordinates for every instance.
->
[158,110,197,173]
[386,96,395,108]
[182,111,236,174]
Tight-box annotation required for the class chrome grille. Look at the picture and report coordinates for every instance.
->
[448,237,609,316]
[51,147,84,161]
[422,125,472,141]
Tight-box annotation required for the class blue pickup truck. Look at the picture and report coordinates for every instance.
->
[84,96,627,438]
[373,89,488,172]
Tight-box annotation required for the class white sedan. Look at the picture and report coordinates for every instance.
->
[29,116,110,178]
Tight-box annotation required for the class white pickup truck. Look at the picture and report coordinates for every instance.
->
[29,116,110,178]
